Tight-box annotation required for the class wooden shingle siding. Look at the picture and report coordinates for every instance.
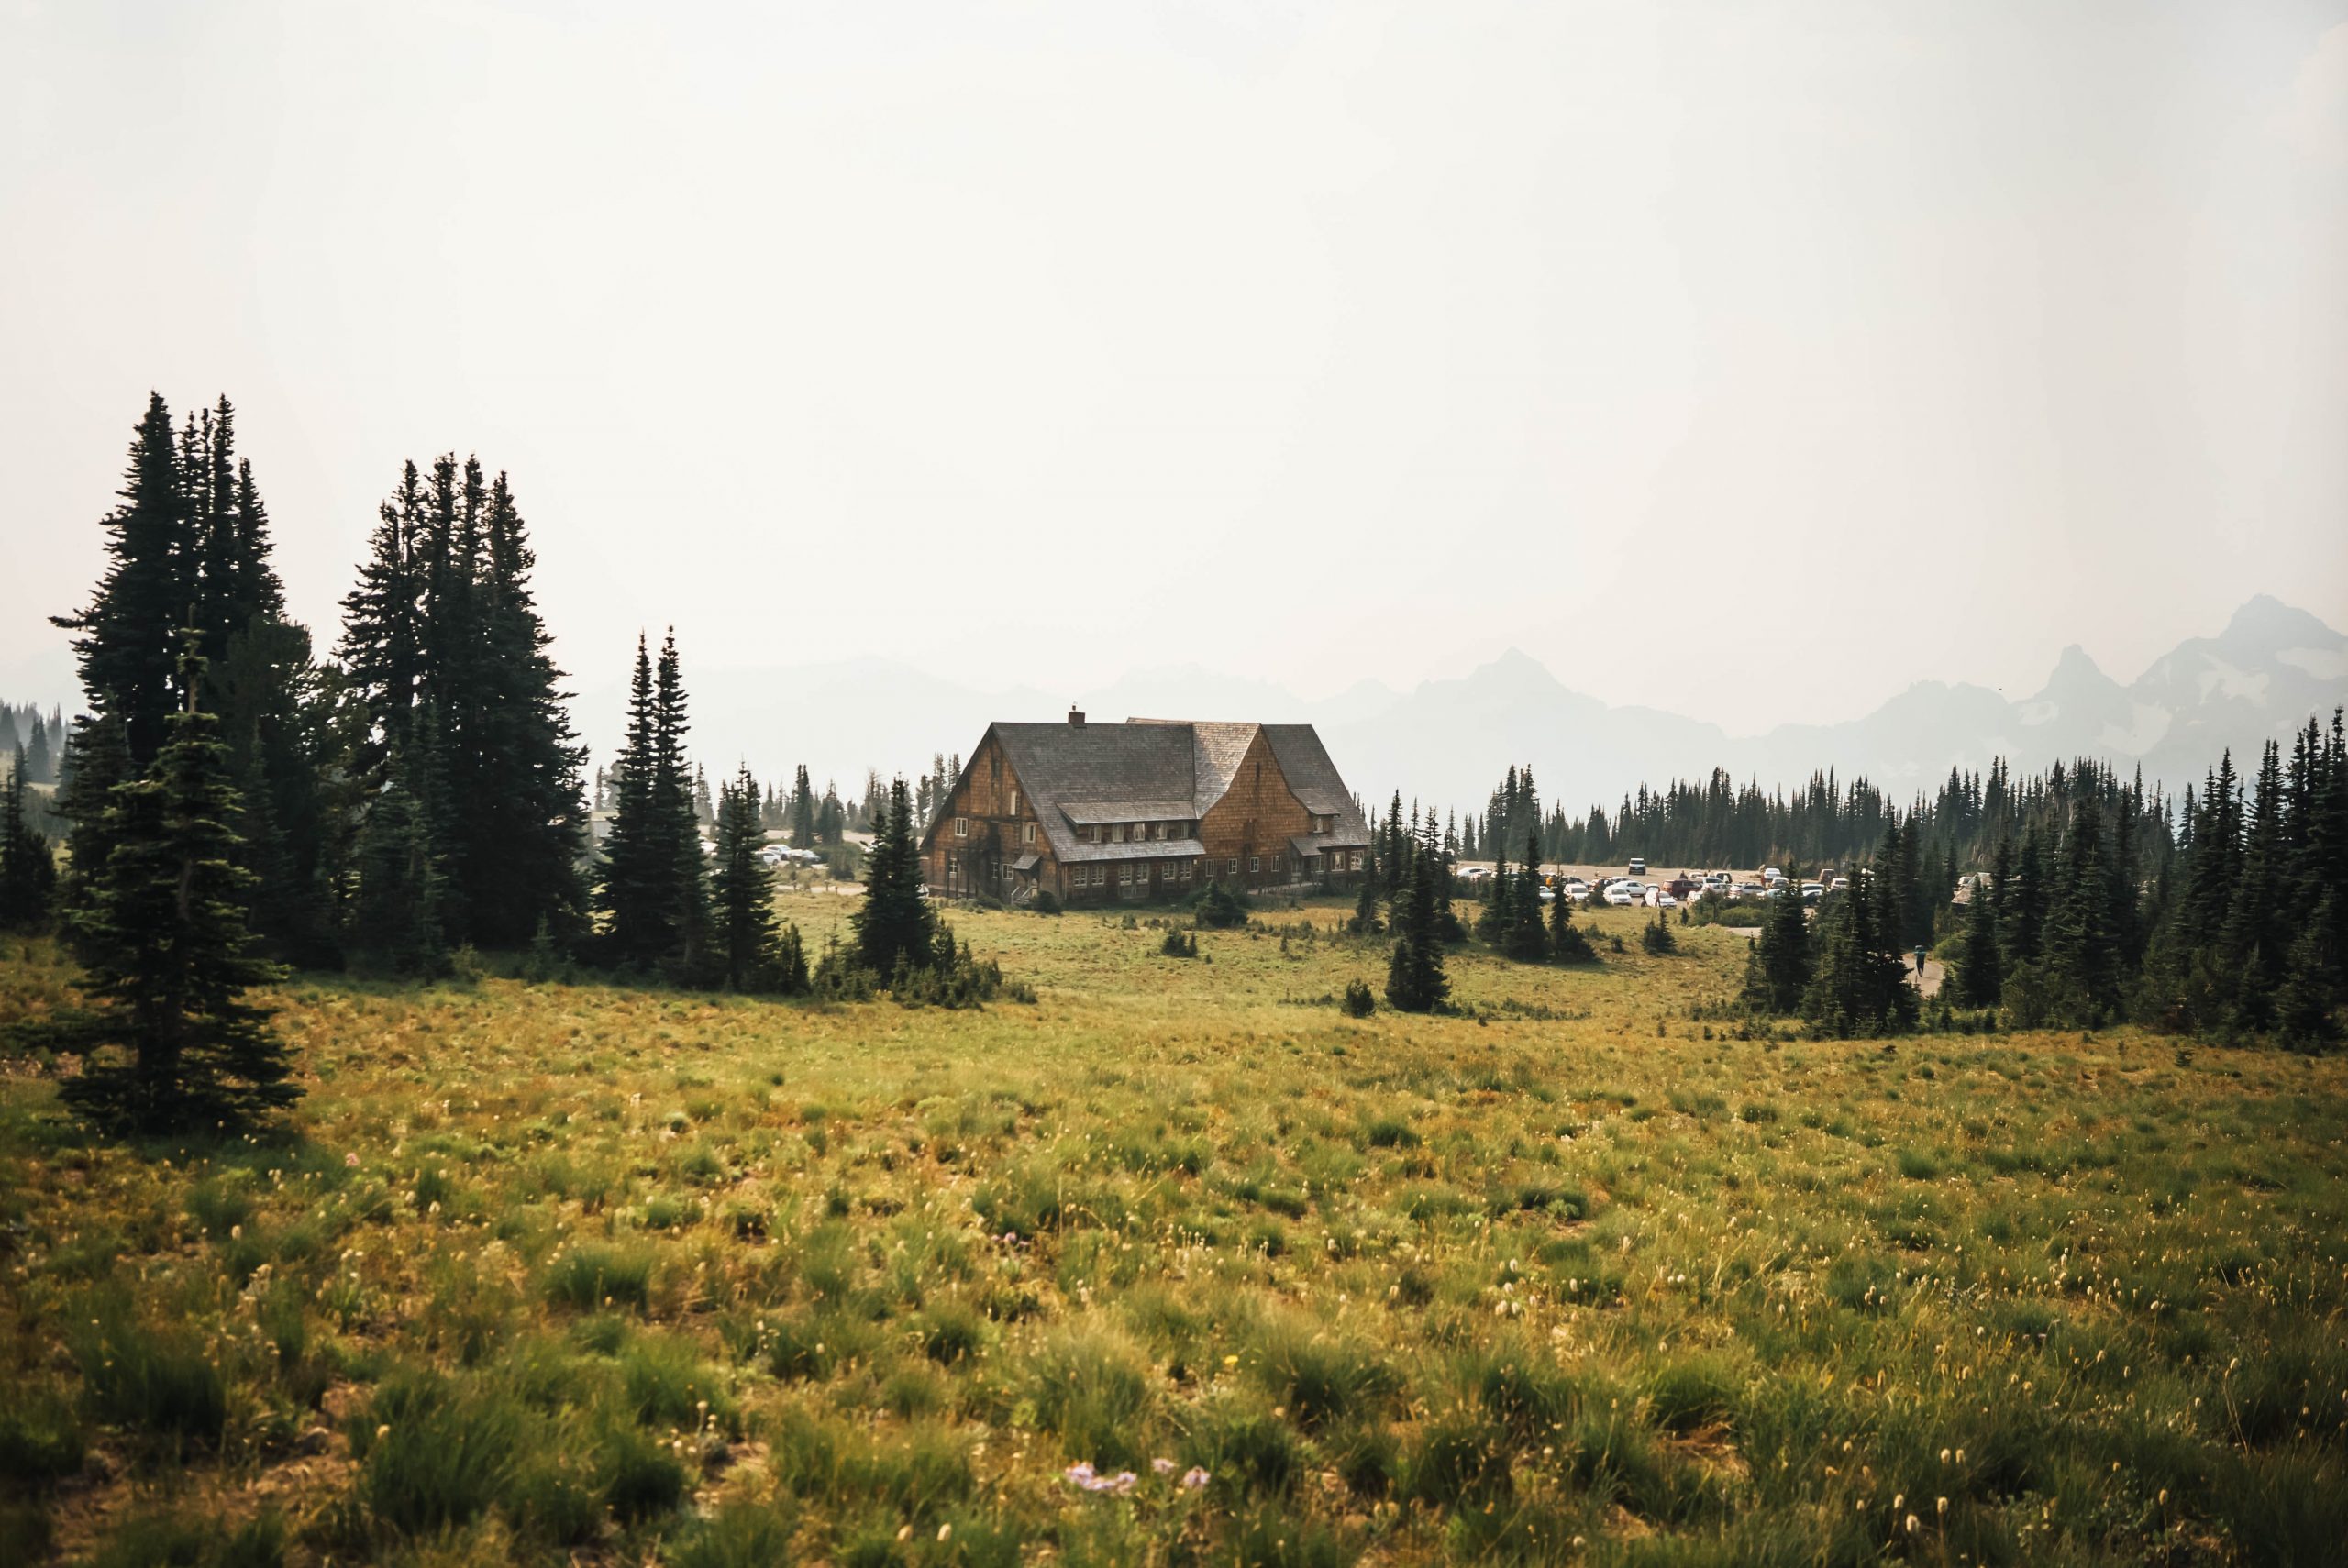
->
[916,717,1368,905]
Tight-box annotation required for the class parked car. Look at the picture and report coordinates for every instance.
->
[1603,884,1640,907]
[1760,865,1782,880]
[1656,891,1678,909]
[1627,856,1647,876]
[1830,877,1849,892]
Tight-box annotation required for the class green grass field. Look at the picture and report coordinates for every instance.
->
[2,898,2343,1566]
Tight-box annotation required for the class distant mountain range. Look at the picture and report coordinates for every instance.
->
[615,594,2348,816]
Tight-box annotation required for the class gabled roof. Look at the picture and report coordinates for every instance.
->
[920,717,1368,865]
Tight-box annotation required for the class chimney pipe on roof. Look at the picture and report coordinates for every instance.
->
[1067,705,1086,726]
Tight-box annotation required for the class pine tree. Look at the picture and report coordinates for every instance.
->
[2004,823,2046,969]
[1384,843,1448,1013]
[790,764,816,849]
[53,393,189,773]
[26,716,50,785]
[1549,882,1595,963]
[1502,831,1550,961]
[2274,894,2337,1052]
[1,745,59,929]
[2043,793,2120,1024]
[347,765,449,977]
[1954,860,2002,1008]
[2223,742,2288,1030]
[595,636,672,969]
[47,640,296,1135]
[456,472,586,949]
[711,763,781,991]
[1744,869,1811,1012]
[1351,875,1380,935]
[653,633,711,981]
[1381,790,1406,895]
[853,778,937,977]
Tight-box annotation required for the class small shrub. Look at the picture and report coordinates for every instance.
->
[542,1243,655,1312]
[71,1314,227,1447]
[668,1500,802,1568]
[1341,978,1375,1018]
[351,1375,525,1536]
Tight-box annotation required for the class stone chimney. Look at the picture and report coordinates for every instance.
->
[1067,705,1086,726]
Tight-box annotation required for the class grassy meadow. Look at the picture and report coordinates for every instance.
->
[1,897,2343,1566]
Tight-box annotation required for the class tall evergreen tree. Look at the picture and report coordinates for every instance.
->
[1954,863,2003,1008]
[53,393,188,774]
[1384,842,1448,1012]
[1,745,58,929]
[1744,872,1811,1012]
[853,778,936,977]
[46,641,296,1135]
[596,636,670,968]
[1502,831,1551,961]
[346,764,449,977]
[1549,877,1595,963]
[711,763,783,991]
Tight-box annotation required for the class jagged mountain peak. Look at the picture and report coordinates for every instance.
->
[2217,593,2343,656]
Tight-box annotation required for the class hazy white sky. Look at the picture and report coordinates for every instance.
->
[5,0,2345,740]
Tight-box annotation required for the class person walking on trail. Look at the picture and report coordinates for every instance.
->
[1913,944,1928,985]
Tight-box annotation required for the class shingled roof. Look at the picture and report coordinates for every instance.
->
[923,719,1369,864]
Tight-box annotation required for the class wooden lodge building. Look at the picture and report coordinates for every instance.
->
[918,711,1372,905]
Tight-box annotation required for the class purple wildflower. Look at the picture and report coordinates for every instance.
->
[1180,1466,1211,1490]
[1152,1457,1177,1474]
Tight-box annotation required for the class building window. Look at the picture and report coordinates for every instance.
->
[1023,823,1036,845]
[1180,861,1193,881]
[1350,851,1363,871]
[1227,857,1238,875]
[1009,789,1018,814]
[955,818,967,838]
[1249,856,1260,874]
[946,854,958,874]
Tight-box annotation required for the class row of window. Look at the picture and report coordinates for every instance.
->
[1070,859,1199,888]
[1074,821,1191,844]
[952,817,1037,845]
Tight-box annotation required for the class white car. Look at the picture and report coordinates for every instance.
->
[1603,884,1641,907]
[1656,892,1678,909]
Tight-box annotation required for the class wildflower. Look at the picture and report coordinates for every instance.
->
[1905,1515,1920,1534]
[1152,1457,1176,1474]
[1112,1472,1138,1495]
[1065,1463,1096,1485]
[344,1153,360,1168]
[1181,1466,1211,1490]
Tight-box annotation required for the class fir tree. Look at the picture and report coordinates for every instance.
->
[48,640,297,1135]
[853,778,937,977]
[1502,831,1550,962]
[1384,843,1448,1013]
[711,763,781,991]
[595,636,671,968]
[1743,871,1811,1012]
[2,745,59,929]
[1954,861,2003,1008]
[53,393,189,772]
[1549,881,1595,963]
[2274,895,2337,1052]
[346,765,449,977]
[456,473,588,949]
[2223,742,2288,1030]
[1351,875,1380,935]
